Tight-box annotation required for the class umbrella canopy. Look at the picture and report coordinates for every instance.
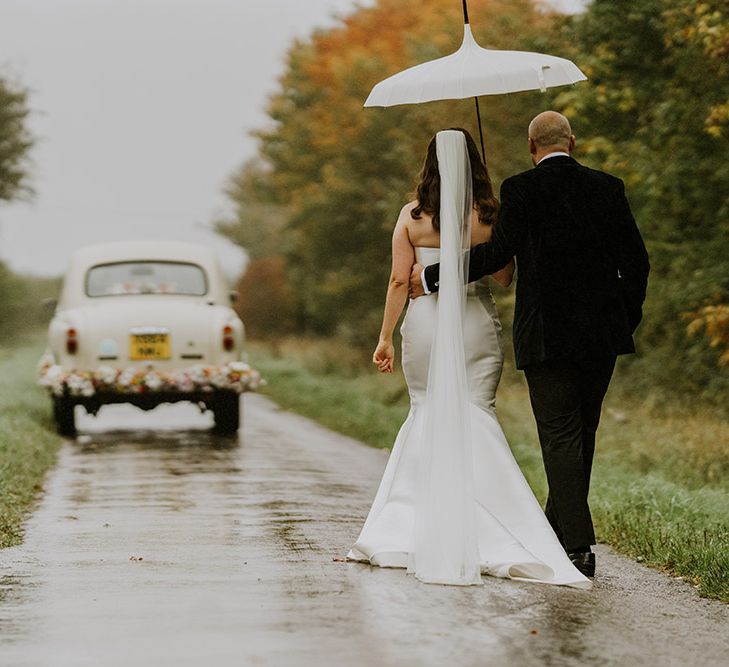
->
[365,24,586,107]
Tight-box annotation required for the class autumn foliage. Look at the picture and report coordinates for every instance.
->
[235,256,296,338]
[549,0,729,395]
[687,302,729,368]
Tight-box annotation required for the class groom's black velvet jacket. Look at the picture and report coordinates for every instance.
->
[423,155,650,370]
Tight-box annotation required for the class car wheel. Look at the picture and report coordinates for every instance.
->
[212,390,240,434]
[53,396,77,436]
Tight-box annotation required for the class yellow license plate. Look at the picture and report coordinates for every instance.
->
[129,333,171,360]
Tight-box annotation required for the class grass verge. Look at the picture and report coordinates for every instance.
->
[0,335,61,548]
[249,338,729,603]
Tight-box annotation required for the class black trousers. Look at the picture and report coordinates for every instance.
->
[523,354,617,552]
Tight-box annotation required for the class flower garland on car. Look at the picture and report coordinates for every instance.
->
[37,353,265,398]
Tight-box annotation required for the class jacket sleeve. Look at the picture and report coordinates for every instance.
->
[614,179,650,332]
[423,177,527,292]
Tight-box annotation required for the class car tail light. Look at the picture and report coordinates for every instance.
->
[66,328,78,355]
[222,325,235,352]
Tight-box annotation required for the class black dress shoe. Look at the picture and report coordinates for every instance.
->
[568,552,595,577]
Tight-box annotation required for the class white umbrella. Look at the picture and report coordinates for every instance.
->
[364,1,587,159]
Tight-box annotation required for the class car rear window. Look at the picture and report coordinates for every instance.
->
[86,261,208,297]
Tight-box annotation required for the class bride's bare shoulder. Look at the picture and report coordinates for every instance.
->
[401,200,437,246]
[401,200,430,226]
[399,200,418,220]
[394,200,418,232]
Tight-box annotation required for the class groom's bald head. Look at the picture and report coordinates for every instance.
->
[528,111,576,164]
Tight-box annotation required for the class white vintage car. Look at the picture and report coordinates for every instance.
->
[39,241,261,435]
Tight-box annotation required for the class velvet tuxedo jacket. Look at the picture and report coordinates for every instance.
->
[423,155,650,370]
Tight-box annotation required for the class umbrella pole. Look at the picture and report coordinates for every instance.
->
[462,1,484,161]
[474,96,486,162]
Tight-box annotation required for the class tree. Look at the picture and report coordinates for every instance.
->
[0,75,33,202]
[0,74,35,339]
[235,256,297,338]
[553,0,729,399]
[215,158,291,261]
[214,158,301,335]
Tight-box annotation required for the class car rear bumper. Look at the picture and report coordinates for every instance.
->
[57,389,237,414]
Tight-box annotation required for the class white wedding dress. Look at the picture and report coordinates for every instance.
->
[347,131,590,589]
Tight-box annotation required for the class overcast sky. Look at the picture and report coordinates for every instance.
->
[0,0,585,277]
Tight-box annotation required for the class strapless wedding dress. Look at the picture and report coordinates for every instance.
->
[348,247,591,589]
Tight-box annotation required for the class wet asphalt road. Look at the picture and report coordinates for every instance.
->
[1,395,728,667]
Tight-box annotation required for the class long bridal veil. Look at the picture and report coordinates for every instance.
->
[408,130,482,586]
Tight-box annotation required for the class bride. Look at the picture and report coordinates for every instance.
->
[347,129,591,588]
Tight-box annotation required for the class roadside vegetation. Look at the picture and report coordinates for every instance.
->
[0,336,61,548]
[0,269,68,548]
[248,337,729,604]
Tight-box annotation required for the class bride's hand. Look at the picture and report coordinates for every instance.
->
[373,339,395,373]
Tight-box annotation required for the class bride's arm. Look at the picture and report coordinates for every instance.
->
[373,211,415,373]
[491,258,515,288]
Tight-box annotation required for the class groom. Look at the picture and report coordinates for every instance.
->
[409,111,649,577]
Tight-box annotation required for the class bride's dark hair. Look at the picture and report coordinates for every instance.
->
[411,128,499,230]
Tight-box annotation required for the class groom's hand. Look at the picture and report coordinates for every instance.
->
[409,263,426,299]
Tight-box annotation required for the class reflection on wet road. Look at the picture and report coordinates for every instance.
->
[1,396,728,666]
